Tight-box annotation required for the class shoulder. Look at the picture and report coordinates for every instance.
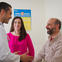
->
[26,33,30,37]
[57,32,62,42]
[55,33,62,47]
[7,32,11,35]
[7,32,12,38]
[7,32,12,41]
[25,33,32,41]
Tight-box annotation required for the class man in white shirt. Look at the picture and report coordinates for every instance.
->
[34,18,62,62]
[0,2,33,62]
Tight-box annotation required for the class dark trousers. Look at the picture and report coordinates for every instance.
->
[20,60,22,62]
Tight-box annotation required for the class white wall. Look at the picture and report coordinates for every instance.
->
[0,0,43,56]
[44,0,62,21]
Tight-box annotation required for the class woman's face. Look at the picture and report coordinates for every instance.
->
[14,18,21,31]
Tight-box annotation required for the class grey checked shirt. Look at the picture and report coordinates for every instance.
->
[34,32,62,62]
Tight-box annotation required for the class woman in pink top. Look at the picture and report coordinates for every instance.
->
[7,17,34,62]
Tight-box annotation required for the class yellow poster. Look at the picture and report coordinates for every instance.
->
[14,9,31,31]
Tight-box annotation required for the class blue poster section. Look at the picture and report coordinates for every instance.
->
[14,9,31,17]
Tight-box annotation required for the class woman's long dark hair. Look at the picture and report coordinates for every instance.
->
[10,17,27,41]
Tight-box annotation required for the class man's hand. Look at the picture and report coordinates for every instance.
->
[20,52,33,62]
[14,51,21,55]
[14,52,18,55]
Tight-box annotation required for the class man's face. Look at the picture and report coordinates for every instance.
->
[46,19,56,35]
[2,7,12,24]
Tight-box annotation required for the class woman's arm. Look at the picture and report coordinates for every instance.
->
[26,34,35,58]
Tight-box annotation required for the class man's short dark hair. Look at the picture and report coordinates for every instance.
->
[0,2,12,12]
[50,18,61,30]
[55,18,61,30]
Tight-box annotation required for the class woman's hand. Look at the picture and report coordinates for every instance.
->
[20,52,33,62]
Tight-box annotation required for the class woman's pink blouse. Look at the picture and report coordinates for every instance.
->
[7,32,34,57]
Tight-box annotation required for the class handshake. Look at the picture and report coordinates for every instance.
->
[14,51,33,62]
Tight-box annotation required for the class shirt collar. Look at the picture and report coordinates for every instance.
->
[0,22,4,27]
[48,32,61,41]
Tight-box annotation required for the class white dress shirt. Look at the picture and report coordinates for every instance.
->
[0,22,20,62]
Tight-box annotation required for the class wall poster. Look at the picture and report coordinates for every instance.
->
[14,9,31,31]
